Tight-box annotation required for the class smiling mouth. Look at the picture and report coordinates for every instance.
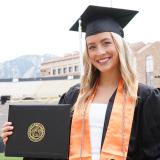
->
[96,57,111,64]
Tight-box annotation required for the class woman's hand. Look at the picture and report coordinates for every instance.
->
[1,122,14,145]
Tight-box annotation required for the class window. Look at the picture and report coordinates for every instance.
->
[41,69,45,72]
[53,69,56,75]
[146,55,154,86]
[74,65,79,72]
[63,67,67,74]
[58,68,62,74]
[69,66,73,72]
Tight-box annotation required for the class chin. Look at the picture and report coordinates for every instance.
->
[98,65,117,73]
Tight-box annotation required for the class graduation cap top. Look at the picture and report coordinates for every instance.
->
[70,5,138,37]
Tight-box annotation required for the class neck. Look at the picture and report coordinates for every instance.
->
[99,69,121,89]
[92,69,122,104]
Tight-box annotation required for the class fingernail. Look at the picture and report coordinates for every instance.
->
[10,126,14,129]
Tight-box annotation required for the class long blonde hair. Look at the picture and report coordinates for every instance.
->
[74,32,137,112]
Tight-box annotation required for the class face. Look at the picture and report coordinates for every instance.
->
[86,32,120,74]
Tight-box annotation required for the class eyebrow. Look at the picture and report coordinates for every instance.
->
[87,37,112,46]
[101,37,112,42]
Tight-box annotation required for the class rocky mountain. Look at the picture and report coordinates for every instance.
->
[0,54,58,79]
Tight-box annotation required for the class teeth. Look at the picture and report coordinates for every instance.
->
[97,57,110,63]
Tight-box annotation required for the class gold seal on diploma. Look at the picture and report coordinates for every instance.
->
[27,122,45,142]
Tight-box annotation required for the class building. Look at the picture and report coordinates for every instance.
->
[131,41,160,88]
[40,42,160,87]
[40,52,80,78]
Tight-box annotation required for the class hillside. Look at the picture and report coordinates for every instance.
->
[0,54,57,79]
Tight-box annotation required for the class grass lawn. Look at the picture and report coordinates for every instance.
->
[0,153,23,160]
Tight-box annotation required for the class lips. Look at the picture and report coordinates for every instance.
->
[96,57,111,64]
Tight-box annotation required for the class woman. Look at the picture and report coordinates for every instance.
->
[2,5,160,160]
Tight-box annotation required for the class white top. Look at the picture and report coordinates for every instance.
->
[89,103,108,160]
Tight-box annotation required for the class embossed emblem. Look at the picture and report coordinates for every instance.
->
[27,122,45,142]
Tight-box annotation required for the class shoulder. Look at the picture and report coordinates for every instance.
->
[137,83,160,102]
[138,83,154,98]
[137,83,160,116]
[135,84,160,157]
[138,82,160,96]
[58,83,80,105]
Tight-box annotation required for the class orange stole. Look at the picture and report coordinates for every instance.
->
[69,80,138,160]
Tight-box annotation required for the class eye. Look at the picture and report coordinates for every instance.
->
[88,45,96,51]
[103,41,111,46]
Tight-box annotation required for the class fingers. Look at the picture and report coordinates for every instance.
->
[2,122,12,128]
[1,122,14,145]
[2,125,13,133]
[3,137,8,145]
[1,130,13,139]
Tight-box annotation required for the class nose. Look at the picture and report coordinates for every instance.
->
[97,46,106,55]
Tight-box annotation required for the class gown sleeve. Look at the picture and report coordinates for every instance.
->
[141,87,160,159]
[126,84,160,160]
[58,83,80,105]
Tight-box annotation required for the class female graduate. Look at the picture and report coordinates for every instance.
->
[2,5,160,160]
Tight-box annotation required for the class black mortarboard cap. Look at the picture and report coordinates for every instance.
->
[70,5,138,37]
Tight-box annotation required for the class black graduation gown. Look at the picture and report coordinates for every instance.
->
[24,83,160,160]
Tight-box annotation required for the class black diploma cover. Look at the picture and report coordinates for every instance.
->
[5,104,71,159]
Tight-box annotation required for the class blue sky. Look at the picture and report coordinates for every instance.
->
[0,0,159,63]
